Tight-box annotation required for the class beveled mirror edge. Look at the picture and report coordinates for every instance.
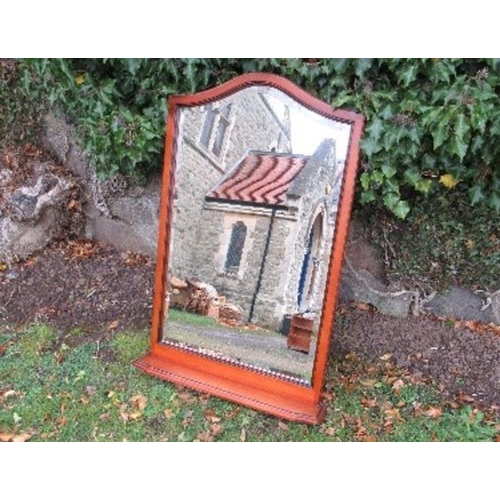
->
[133,72,365,423]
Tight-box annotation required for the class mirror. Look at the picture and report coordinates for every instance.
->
[134,73,364,423]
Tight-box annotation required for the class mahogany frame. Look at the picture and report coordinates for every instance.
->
[133,72,365,424]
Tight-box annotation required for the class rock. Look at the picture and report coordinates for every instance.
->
[40,112,161,257]
[0,158,78,263]
[42,113,70,165]
[345,215,387,282]
[8,173,69,223]
[425,286,497,324]
[85,174,161,257]
[0,207,58,263]
[340,261,413,318]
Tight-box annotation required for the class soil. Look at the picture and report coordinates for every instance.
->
[1,240,499,414]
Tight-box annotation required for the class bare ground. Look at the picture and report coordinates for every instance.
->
[1,240,499,413]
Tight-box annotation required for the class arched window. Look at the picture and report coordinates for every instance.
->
[225,221,247,271]
[200,103,232,158]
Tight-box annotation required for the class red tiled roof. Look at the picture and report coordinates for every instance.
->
[206,151,309,206]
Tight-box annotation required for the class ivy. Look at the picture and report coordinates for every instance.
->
[4,58,500,220]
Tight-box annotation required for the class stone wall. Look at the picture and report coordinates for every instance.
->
[171,89,291,282]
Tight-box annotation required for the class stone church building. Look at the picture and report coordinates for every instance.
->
[169,87,343,330]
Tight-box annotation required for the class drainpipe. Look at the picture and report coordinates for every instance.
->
[248,208,277,323]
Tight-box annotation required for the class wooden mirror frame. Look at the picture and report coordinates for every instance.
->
[133,73,364,424]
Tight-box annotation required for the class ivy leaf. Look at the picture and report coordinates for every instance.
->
[354,58,373,79]
[404,168,421,186]
[372,170,385,185]
[488,191,500,212]
[469,185,485,205]
[360,191,376,204]
[366,118,384,142]
[383,192,400,209]
[393,200,410,219]
[361,137,381,157]
[455,113,470,142]
[360,172,371,190]
[452,135,468,161]
[432,123,448,150]
[416,179,433,194]
[382,165,397,179]
[398,65,419,86]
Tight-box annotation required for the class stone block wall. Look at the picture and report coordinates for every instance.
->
[171,89,292,283]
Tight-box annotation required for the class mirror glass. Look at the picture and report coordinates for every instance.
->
[160,85,352,385]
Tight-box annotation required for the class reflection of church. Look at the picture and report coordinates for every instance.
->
[171,88,343,330]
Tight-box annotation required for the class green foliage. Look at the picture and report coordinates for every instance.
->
[5,58,500,218]
[361,189,500,291]
[0,59,50,145]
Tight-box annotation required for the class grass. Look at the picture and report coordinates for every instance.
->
[0,323,499,442]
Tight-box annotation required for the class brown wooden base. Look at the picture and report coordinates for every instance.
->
[133,353,326,424]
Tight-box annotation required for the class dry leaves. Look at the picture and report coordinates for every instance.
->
[424,406,443,419]
[240,427,247,442]
[0,431,33,442]
[107,320,119,331]
[392,379,405,394]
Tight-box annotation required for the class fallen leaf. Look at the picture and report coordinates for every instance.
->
[324,427,336,436]
[362,435,378,442]
[384,407,401,419]
[425,406,443,419]
[107,320,119,331]
[119,404,129,423]
[129,411,142,421]
[360,397,378,408]
[177,391,196,404]
[392,379,405,394]
[224,408,240,419]
[356,302,372,311]
[0,432,15,442]
[210,423,223,437]
[278,421,289,431]
[99,413,110,421]
[0,345,7,356]
[0,432,33,442]
[164,409,174,419]
[130,394,148,411]
[204,410,221,423]
[196,431,213,442]
[361,379,379,388]
[240,427,247,442]
[458,393,475,403]
[379,353,393,361]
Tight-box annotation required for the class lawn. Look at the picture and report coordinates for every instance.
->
[1,322,499,442]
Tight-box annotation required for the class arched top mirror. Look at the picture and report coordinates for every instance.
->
[134,73,364,423]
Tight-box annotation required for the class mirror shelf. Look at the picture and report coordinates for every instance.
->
[133,73,364,423]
